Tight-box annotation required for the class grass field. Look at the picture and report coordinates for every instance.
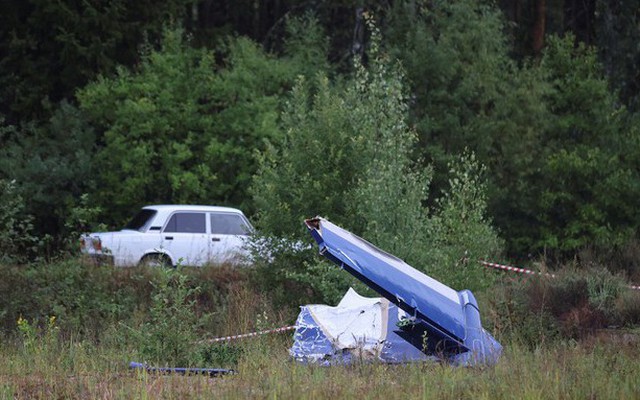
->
[1,331,639,399]
[1,261,638,399]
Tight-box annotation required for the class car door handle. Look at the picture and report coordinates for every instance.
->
[211,237,221,242]
[165,236,174,240]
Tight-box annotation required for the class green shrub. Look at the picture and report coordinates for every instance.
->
[614,290,640,326]
[0,179,41,264]
[129,267,208,366]
[77,23,329,226]
[487,277,560,347]
[0,259,128,337]
[247,236,362,308]
[251,17,502,306]
[489,262,640,345]
[250,20,431,306]
[200,343,244,368]
[0,104,97,256]
[577,237,640,283]
[427,152,502,291]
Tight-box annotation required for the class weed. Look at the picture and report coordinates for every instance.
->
[128,266,208,367]
[0,179,41,264]
[489,262,640,343]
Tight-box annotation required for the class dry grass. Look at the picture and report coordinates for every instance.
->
[1,260,639,399]
[1,332,639,399]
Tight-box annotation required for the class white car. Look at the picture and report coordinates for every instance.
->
[81,205,254,267]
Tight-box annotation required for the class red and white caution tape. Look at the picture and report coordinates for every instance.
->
[480,260,640,291]
[479,260,555,278]
[201,325,297,344]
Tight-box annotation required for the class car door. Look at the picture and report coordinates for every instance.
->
[161,212,208,266]
[208,212,253,263]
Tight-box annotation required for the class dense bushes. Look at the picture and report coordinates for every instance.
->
[75,21,330,228]
[250,18,502,307]
[489,263,640,346]
[0,259,261,338]
[3,256,638,370]
[0,103,97,252]
[1,3,639,266]
[0,3,638,365]
[382,1,640,259]
[0,258,291,368]
[0,180,40,264]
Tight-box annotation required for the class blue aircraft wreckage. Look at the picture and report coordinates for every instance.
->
[291,217,502,366]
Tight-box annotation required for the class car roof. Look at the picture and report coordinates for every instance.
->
[143,204,245,214]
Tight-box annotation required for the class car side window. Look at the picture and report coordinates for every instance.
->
[210,213,251,235]
[164,212,206,233]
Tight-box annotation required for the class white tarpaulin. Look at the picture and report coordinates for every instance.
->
[290,288,432,365]
[308,288,387,357]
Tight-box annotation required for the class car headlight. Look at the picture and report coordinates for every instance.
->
[92,238,102,252]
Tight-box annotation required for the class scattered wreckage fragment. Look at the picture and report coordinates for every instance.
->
[295,217,501,366]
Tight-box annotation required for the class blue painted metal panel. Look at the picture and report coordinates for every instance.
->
[304,217,501,363]
[289,291,436,365]
[129,361,235,376]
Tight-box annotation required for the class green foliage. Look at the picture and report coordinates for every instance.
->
[254,17,430,247]
[586,268,624,313]
[385,0,514,187]
[251,74,355,238]
[531,35,639,258]
[495,35,640,259]
[0,257,258,336]
[0,0,194,123]
[130,267,209,366]
[282,13,331,78]
[488,278,560,347]
[251,17,501,305]
[346,16,432,265]
[494,33,640,259]
[200,343,244,367]
[615,290,640,326]
[384,0,547,258]
[577,235,640,283]
[1,0,639,269]
[594,0,640,110]
[490,263,640,345]
[78,25,328,227]
[537,146,636,252]
[479,62,553,256]
[78,29,222,224]
[541,35,618,146]
[251,21,432,305]
[0,103,97,254]
[0,179,41,264]
[0,260,126,337]
[249,235,361,307]
[385,1,639,260]
[63,194,105,252]
[427,152,502,290]
[0,260,180,339]
[16,315,59,355]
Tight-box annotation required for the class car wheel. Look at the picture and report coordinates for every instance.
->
[140,253,172,268]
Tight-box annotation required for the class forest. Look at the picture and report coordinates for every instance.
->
[1,1,640,398]
[2,0,639,269]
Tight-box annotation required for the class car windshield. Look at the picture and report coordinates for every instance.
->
[123,209,157,232]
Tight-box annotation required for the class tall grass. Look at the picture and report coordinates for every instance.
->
[1,333,638,399]
[0,257,639,399]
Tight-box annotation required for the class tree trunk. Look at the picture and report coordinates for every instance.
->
[532,0,547,56]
